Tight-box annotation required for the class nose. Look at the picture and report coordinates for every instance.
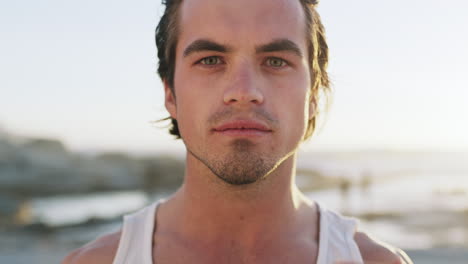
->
[223,63,264,106]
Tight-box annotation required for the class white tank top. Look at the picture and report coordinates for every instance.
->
[112,200,364,264]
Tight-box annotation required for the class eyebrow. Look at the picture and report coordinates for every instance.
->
[183,39,232,57]
[256,39,303,58]
[182,38,303,58]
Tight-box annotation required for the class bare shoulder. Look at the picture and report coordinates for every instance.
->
[354,232,413,264]
[61,230,121,264]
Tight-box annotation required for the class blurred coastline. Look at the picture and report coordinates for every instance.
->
[1,129,468,263]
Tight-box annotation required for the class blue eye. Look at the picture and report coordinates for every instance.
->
[200,56,222,65]
[266,57,287,67]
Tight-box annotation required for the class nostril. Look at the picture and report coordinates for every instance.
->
[223,83,264,105]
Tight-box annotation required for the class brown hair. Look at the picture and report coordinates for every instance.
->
[155,0,330,140]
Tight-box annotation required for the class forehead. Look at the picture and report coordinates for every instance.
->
[177,0,307,53]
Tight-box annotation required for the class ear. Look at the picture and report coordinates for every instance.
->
[308,96,316,120]
[164,80,177,119]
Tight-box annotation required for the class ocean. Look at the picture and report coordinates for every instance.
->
[1,150,467,263]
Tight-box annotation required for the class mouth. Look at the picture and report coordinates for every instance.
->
[212,120,273,137]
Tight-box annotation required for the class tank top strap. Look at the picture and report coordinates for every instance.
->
[112,201,161,264]
[315,202,364,264]
[112,200,363,264]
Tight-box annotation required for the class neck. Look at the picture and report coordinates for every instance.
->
[159,151,315,249]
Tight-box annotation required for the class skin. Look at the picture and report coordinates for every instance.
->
[63,0,413,263]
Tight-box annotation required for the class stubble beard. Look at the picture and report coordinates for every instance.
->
[189,139,278,186]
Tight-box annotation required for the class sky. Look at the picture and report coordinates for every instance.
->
[0,0,467,154]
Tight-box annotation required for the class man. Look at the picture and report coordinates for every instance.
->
[63,0,413,263]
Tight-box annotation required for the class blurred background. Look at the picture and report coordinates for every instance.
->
[1,0,467,263]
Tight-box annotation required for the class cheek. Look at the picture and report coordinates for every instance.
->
[271,78,310,133]
[175,64,222,100]
[174,87,218,138]
[282,96,309,126]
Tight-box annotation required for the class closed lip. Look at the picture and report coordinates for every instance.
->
[212,120,272,132]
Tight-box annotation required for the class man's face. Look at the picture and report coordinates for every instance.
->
[165,0,312,185]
